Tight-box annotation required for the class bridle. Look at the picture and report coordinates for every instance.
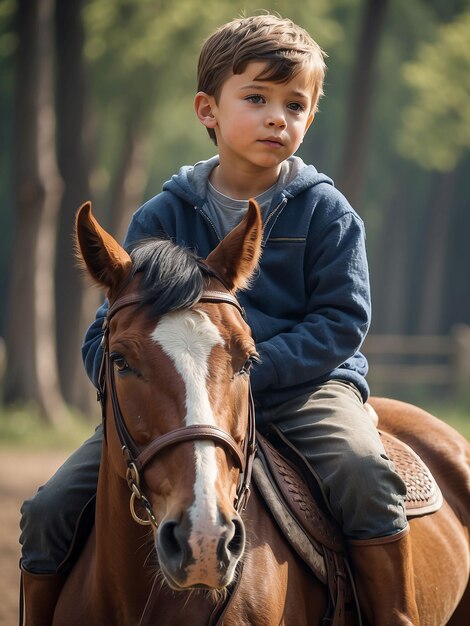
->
[96,287,257,528]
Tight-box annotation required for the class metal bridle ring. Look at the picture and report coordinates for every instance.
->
[130,482,142,500]
[126,462,141,488]
[130,492,153,526]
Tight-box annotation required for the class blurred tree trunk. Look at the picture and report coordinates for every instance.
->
[337,0,389,206]
[54,0,97,415]
[4,0,68,424]
[107,110,152,243]
[415,170,457,334]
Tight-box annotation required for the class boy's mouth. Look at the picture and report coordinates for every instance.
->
[259,137,284,147]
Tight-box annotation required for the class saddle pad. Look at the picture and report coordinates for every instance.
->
[256,433,344,552]
[379,430,443,517]
[252,457,329,583]
[253,434,345,585]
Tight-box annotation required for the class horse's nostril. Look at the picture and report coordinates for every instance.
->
[218,516,245,566]
[227,517,245,556]
[159,520,182,559]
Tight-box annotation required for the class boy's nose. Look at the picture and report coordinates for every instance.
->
[266,111,286,128]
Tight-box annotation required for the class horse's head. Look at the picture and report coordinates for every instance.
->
[75,201,262,590]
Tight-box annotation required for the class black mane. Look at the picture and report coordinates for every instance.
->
[129,239,215,317]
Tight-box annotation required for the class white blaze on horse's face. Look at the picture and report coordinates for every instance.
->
[151,309,224,533]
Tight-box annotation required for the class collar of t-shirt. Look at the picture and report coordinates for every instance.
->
[205,159,298,239]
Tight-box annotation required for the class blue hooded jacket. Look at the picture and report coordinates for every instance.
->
[82,156,371,412]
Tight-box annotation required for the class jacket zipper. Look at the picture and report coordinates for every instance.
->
[262,197,288,246]
[195,205,222,242]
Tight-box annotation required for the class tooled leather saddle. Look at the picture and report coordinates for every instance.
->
[253,421,443,625]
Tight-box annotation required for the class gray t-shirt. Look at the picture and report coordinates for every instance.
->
[205,159,301,238]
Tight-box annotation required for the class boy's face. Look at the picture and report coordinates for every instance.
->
[195,61,315,176]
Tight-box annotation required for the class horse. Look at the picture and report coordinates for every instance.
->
[53,199,469,625]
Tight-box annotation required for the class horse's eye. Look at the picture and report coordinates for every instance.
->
[240,359,253,375]
[239,355,259,376]
[111,354,131,374]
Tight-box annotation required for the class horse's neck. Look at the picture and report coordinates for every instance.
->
[92,457,154,619]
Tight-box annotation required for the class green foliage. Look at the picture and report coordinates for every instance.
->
[0,0,15,59]
[84,0,208,94]
[397,9,470,171]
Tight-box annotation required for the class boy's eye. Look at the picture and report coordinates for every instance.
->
[246,94,265,104]
[288,102,305,112]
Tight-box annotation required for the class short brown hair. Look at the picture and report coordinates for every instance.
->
[197,14,327,143]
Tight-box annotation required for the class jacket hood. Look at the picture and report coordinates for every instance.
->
[162,155,334,207]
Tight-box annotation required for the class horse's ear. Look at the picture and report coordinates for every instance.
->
[206,199,262,291]
[75,201,132,293]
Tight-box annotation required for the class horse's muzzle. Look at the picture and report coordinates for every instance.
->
[157,511,246,589]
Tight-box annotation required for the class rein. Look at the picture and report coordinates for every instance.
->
[97,287,257,527]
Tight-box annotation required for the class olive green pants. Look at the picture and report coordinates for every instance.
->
[259,380,408,539]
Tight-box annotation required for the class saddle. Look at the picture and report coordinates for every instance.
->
[253,423,443,625]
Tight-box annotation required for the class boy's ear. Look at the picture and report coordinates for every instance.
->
[194,91,218,129]
[304,111,315,135]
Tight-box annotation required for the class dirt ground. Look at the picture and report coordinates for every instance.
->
[0,449,68,626]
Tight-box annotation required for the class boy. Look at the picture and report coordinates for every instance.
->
[20,14,419,625]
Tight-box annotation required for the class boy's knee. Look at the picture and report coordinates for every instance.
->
[333,443,405,506]
[329,440,406,503]
[21,485,60,534]
[325,446,407,538]
[335,436,383,472]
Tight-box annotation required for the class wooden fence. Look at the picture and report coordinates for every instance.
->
[362,324,470,397]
